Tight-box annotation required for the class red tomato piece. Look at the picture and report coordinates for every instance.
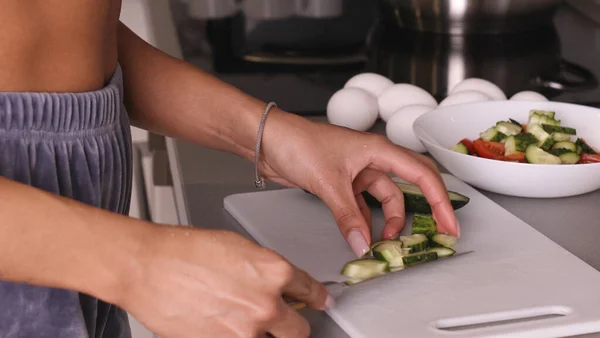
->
[581,153,600,163]
[473,139,505,160]
[459,138,476,155]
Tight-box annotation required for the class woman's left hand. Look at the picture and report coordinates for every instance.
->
[259,111,460,257]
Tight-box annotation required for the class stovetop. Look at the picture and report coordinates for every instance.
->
[178,3,600,115]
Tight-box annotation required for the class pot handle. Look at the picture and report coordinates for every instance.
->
[532,59,598,92]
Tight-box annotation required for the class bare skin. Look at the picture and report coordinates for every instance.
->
[0,1,459,337]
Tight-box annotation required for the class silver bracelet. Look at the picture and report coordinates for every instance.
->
[254,102,278,189]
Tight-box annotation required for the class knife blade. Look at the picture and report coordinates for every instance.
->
[286,250,474,311]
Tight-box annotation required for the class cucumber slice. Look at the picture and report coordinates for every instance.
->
[552,132,572,142]
[577,145,583,155]
[431,234,458,248]
[528,112,542,126]
[411,214,437,238]
[480,126,506,142]
[539,116,561,126]
[341,259,389,280]
[371,240,406,268]
[362,182,470,214]
[559,152,581,164]
[529,109,555,119]
[427,247,456,258]
[400,234,429,253]
[552,141,576,152]
[527,125,554,150]
[389,266,405,272]
[525,145,562,164]
[451,142,469,154]
[542,124,576,135]
[576,138,597,154]
[402,251,438,266]
[548,148,572,156]
[509,118,522,127]
[504,133,537,155]
[496,121,522,136]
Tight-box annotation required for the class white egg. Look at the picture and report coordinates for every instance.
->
[385,104,433,153]
[450,78,507,100]
[510,91,548,102]
[439,90,492,107]
[344,72,394,97]
[326,88,379,131]
[378,84,438,122]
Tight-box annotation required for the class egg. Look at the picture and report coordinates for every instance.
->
[344,72,394,97]
[378,84,438,122]
[326,88,379,131]
[510,91,548,101]
[385,104,433,153]
[450,78,507,100]
[439,90,492,107]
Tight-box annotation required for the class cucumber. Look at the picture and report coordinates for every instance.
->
[399,234,429,253]
[451,142,469,154]
[576,138,597,154]
[548,148,572,156]
[528,112,542,126]
[411,214,437,238]
[542,124,576,135]
[509,118,522,127]
[559,152,581,164]
[504,133,537,155]
[525,145,562,164]
[480,126,506,142]
[341,259,389,280]
[552,132,572,142]
[527,124,554,150]
[539,116,561,126]
[431,234,458,248]
[529,109,555,119]
[551,141,576,152]
[427,247,456,258]
[577,145,583,155]
[362,182,470,214]
[402,251,438,266]
[389,266,405,272]
[495,121,522,136]
[371,240,406,268]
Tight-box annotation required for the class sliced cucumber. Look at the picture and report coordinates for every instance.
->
[431,234,458,248]
[551,141,576,152]
[577,145,583,155]
[362,182,470,214]
[480,126,506,142]
[542,124,576,135]
[496,121,522,136]
[504,133,537,155]
[427,247,456,258]
[576,138,597,154]
[341,259,389,280]
[509,118,522,127]
[552,132,572,142]
[529,109,555,119]
[389,266,405,272]
[528,112,542,126]
[372,240,406,268]
[559,152,581,164]
[451,142,469,154]
[411,214,437,238]
[548,148,572,156]
[527,125,554,150]
[399,234,429,253]
[539,116,560,126]
[525,145,561,164]
[402,251,438,266]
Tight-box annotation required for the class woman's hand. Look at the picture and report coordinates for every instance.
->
[121,226,331,338]
[259,110,460,257]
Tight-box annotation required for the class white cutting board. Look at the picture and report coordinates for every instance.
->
[223,174,600,338]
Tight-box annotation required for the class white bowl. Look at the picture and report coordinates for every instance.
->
[412,100,600,198]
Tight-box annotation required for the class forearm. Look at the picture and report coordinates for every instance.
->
[116,22,307,161]
[0,177,151,304]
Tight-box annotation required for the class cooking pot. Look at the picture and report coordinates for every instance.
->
[366,23,597,100]
[378,0,565,35]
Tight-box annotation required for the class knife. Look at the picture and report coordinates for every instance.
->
[285,250,474,311]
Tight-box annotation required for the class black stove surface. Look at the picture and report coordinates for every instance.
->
[184,4,600,115]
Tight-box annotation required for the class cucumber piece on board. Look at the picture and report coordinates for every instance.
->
[427,247,456,258]
[431,234,458,248]
[371,240,406,268]
[341,259,389,280]
[402,251,438,266]
[411,214,437,238]
[399,234,429,253]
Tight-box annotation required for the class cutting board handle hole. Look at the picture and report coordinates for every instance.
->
[434,306,572,332]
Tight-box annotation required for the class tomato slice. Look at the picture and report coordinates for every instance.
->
[501,153,526,162]
[521,124,527,133]
[581,153,600,163]
[459,138,476,155]
[473,139,505,159]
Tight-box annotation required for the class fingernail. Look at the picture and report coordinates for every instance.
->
[347,230,369,257]
[324,295,335,310]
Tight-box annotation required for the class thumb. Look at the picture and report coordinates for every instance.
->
[315,183,372,257]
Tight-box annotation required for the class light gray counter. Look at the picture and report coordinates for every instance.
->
[166,116,600,338]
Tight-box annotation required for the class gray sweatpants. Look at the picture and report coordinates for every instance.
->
[0,65,133,338]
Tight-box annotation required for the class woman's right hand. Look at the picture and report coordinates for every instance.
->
[120,226,331,338]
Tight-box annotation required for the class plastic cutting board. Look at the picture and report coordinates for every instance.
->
[223,174,600,338]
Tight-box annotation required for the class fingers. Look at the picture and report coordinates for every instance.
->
[314,179,372,257]
[355,193,373,234]
[370,139,460,237]
[353,169,406,240]
[266,299,311,338]
[282,266,332,311]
